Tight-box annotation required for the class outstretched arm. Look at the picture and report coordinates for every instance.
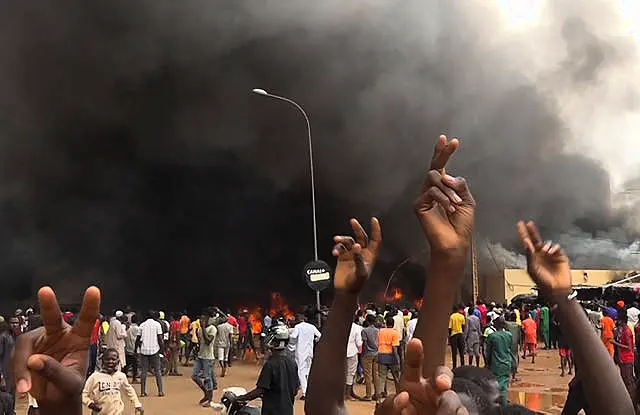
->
[305,218,381,415]
[517,221,633,414]
[412,136,475,375]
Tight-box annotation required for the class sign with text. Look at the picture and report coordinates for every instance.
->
[303,260,332,291]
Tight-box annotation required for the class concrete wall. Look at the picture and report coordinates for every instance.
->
[482,269,632,304]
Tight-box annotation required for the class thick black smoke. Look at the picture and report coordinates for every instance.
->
[0,1,638,310]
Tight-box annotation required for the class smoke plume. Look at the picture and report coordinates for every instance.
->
[0,0,638,309]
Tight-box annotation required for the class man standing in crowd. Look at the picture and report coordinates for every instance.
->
[88,318,101,377]
[449,304,466,369]
[345,315,363,401]
[125,315,140,383]
[289,312,321,400]
[465,305,482,367]
[557,319,573,377]
[377,316,400,399]
[192,312,217,407]
[179,311,190,363]
[136,310,165,397]
[485,316,514,405]
[360,314,379,401]
[541,304,550,349]
[186,317,200,365]
[405,310,417,343]
[521,313,538,364]
[167,314,181,376]
[601,308,616,359]
[476,300,488,326]
[215,316,233,377]
[505,311,521,382]
[237,311,248,359]
[105,310,127,371]
[391,307,405,367]
[615,309,635,405]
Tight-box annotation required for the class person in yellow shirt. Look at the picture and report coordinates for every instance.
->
[184,318,200,365]
[448,304,466,369]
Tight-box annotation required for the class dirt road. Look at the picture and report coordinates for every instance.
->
[15,348,570,414]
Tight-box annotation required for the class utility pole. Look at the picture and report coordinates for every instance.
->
[471,233,479,303]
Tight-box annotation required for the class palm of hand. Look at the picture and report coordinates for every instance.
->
[30,326,88,401]
[13,286,100,409]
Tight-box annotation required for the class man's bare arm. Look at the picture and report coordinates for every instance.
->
[305,218,381,415]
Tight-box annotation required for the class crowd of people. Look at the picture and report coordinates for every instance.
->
[0,135,637,414]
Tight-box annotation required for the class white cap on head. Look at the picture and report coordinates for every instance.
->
[115,310,124,318]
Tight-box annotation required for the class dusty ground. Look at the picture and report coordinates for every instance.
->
[15,348,569,414]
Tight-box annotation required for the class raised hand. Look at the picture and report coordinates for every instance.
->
[13,286,100,412]
[414,163,475,256]
[430,135,459,173]
[332,217,381,294]
[517,221,572,300]
[375,339,468,415]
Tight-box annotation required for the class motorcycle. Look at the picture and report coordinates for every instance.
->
[220,387,261,415]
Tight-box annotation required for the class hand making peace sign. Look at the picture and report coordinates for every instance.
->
[332,217,382,294]
[12,286,100,411]
[517,221,572,300]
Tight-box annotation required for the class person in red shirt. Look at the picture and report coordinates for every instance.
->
[167,314,182,376]
[88,318,101,377]
[476,300,487,327]
[615,309,635,404]
[169,315,181,337]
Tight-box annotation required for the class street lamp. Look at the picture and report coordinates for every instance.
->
[252,88,323,325]
[251,88,318,261]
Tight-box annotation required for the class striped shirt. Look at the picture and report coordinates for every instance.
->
[138,319,163,355]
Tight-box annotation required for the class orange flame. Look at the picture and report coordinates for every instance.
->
[414,298,423,309]
[248,309,263,334]
[269,292,295,321]
[383,287,404,302]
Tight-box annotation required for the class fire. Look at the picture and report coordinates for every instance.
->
[269,292,295,321]
[239,292,295,334]
[382,287,404,302]
[414,298,423,309]
[239,307,264,334]
[248,309,263,334]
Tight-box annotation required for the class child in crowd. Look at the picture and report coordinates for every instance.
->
[83,348,143,415]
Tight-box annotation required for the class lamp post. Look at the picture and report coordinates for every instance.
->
[252,88,323,326]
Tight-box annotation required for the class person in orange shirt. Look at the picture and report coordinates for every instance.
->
[600,310,615,359]
[521,313,537,363]
[179,311,191,363]
[376,316,400,400]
